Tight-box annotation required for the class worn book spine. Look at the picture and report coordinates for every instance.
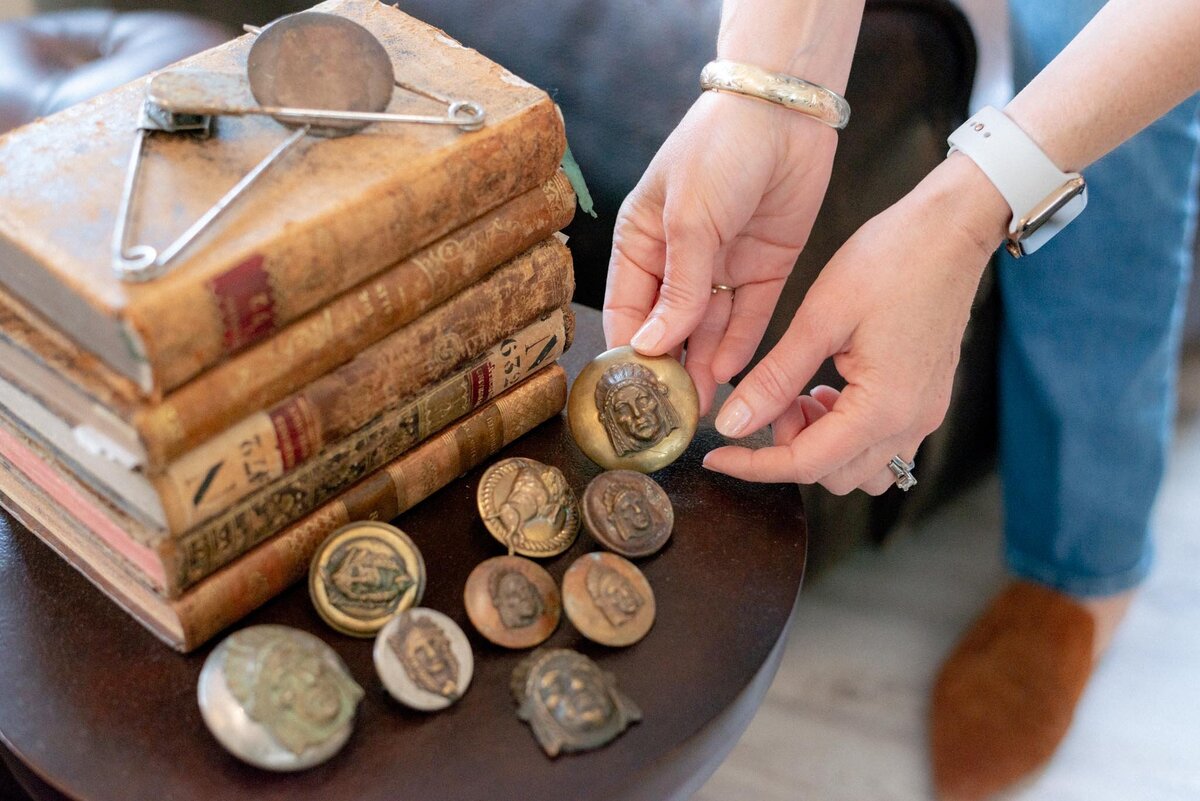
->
[155,307,571,536]
[176,365,567,650]
[0,171,575,429]
[0,365,568,652]
[138,236,574,467]
[0,0,567,397]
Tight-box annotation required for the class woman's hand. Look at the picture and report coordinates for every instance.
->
[603,90,839,414]
[703,153,1010,494]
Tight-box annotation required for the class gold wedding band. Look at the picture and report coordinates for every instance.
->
[711,284,736,294]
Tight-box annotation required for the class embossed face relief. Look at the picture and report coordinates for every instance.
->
[224,627,363,756]
[514,649,642,758]
[568,346,699,472]
[585,562,644,627]
[323,542,414,619]
[390,615,460,700]
[594,362,681,457]
[539,666,615,731]
[608,485,655,543]
[490,569,544,629]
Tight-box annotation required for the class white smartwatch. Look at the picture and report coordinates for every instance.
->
[947,105,1087,258]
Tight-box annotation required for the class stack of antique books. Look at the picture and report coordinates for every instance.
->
[0,0,576,651]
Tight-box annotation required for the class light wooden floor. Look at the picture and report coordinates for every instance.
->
[695,350,1200,801]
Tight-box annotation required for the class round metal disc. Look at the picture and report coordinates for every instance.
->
[567,346,699,473]
[247,11,395,137]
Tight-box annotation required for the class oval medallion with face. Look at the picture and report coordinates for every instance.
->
[374,608,473,711]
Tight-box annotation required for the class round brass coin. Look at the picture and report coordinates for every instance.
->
[561,552,656,647]
[567,345,699,473]
[477,457,580,558]
[581,470,674,558]
[198,625,363,771]
[374,608,473,711]
[308,521,426,637]
[463,555,561,649]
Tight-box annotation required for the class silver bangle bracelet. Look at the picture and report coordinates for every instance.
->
[699,59,851,130]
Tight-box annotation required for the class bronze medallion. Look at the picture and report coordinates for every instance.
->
[511,648,642,758]
[308,521,426,637]
[463,555,561,649]
[567,346,699,473]
[561,552,656,647]
[581,470,674,558]
[374,608,473,711]
[198,625,363,771]
[477,457,579,557]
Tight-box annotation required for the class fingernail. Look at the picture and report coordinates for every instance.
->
[631,317,665,353]
[701,453,715,470]
[715,397,752,438]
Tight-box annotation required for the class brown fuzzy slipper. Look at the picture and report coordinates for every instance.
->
[930,581,1096,801]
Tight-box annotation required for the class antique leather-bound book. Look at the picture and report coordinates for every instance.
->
[0,0,565,398]
[0,365,568,651]
[0,228,574,474]
[0,307,573,597]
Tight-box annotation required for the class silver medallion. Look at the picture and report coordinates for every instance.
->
[198,625,363,771]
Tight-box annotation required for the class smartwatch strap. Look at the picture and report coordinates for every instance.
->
[947,106,1087,257]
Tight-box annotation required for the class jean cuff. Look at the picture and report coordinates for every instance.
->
[1004,546,1152,598]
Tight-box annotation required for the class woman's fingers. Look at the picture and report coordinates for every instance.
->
[710,278,788,384]
[682,289,733,417]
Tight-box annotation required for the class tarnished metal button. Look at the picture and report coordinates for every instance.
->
[374,607,473,711]
[581,470,674,558]
[511,648,642,758]
[464,555,561,649]
[198,625,363,771]
[309,521,426,637]
[562,552,656,647]
[567,345,699,473]
[477,457,579,558]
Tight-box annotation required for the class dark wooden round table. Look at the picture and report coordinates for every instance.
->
[0,305,806,801]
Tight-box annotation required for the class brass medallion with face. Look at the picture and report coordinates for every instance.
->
[512,648,642,758]
[567,346,699,473]
[463,555,561,649]
[374,607,473,711]
[561,552,656,647]
[308,522,426,637]
[477,457,579,557]
[581,470,674,558]
[198,625,363,771]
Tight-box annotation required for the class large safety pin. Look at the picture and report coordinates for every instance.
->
[112,11,487,283]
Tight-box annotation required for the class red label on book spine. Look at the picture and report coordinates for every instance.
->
[269,398,320,471]
[209,254,277,352]
[468,362,495,408]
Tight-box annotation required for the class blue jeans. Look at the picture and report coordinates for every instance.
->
[1000,0,1200,596]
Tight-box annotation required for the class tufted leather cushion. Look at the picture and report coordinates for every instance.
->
[0,10,231,135]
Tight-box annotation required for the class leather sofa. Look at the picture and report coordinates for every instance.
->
[4,1,984,577]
